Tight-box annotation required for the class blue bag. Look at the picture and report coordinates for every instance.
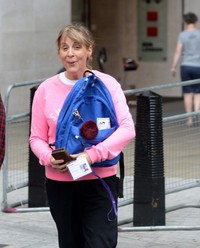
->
[55,71,120,167]
[55,71,125,210]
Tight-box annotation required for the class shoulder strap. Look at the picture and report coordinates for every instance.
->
[118,152,125,198]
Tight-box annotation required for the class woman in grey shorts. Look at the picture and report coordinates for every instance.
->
[171,12,200,126]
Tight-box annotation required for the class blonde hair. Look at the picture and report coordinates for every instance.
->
[56,23,95,67]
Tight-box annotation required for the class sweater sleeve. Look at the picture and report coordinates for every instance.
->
[86,73,135,164]
[29,85,53,166]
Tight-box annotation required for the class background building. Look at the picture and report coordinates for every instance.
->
[1,0,200,112]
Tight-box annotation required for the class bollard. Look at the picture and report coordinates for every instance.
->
[133,91,165,226]
[28,85,48,207]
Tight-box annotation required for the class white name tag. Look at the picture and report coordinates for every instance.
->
[67,157,92,180]
[97,118,111,130]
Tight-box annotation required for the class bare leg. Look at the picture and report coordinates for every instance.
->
[193,93,200,111]
[183,93,193,124]
[193,93,200,126]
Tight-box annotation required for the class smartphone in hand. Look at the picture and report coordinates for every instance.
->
[52,148,73,164]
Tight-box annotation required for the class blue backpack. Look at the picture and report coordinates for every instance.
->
[55,71,120,167]
[54,71,125,207]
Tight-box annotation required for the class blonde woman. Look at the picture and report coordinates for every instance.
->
[30,24,135,248]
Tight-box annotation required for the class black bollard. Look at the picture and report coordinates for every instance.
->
[133,91,165,226]
[28,85,48,207]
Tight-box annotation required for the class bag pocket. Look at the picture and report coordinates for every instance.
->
[70,125,116,147]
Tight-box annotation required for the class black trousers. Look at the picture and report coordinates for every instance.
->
[46,176,118,248]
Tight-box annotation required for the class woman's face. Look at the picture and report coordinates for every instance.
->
[58,37,92,80]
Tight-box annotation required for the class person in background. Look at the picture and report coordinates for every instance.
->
[29,23,135,248]
[171,12,200,126]
[0,94,5,168]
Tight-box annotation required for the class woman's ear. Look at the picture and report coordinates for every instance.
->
[87,46,93,58]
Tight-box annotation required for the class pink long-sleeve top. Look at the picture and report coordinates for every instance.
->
[29,70,135,181]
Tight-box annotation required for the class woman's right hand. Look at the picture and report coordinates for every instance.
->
[50,156,69,173]
[171,68,176,77]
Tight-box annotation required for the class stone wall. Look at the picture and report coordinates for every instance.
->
[0,0,71,97]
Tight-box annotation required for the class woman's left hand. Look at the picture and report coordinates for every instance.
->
[70,152,92,165]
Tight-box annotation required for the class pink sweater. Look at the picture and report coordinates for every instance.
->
[29,70,135,181]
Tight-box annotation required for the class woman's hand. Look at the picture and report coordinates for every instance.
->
[50,151,92,173]
[171,67,177,77]
[50,156,69,173]
[70,152,92,166]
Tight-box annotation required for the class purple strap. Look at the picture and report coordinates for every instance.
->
[92,171,117,221]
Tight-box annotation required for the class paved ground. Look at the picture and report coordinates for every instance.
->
[1,182,200,247]
[1,99,200,247]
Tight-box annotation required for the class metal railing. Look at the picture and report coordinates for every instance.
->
[1,79,44,212]
[1,77,200,231]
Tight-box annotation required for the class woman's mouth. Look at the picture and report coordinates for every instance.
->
[67,60,76,65]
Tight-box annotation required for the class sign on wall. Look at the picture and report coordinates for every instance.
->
[137,0,167,61]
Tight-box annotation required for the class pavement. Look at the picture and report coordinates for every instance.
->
[1,99,200,247]
[1,171,200,247]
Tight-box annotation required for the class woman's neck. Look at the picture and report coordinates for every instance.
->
[64,68,90,80]
[185,23,196,31]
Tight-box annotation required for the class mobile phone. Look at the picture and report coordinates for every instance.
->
[52,148,72,164]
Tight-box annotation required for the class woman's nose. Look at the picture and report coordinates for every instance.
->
[67,47,74,56]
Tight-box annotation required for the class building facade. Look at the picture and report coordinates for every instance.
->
[1,0,200,107]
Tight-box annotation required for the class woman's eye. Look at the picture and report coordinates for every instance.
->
[74,44,81,49]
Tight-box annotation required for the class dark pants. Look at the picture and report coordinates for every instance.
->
[181,65,200,93]
[46,176,118,248]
